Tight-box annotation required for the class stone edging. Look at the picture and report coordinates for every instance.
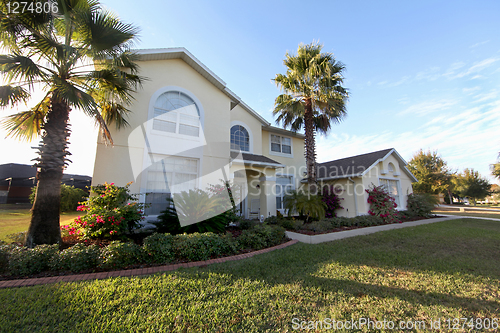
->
[0,240,299,289]
[286,216,456,244]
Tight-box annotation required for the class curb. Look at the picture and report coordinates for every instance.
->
[0,239,299,289]
[286,216,457,244]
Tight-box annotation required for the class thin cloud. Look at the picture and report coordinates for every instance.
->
[397,99,457,116]
[470,40,490,48]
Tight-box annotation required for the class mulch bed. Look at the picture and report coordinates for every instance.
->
[290,215,444,236]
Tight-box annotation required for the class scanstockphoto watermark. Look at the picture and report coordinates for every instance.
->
[291,317,499,331]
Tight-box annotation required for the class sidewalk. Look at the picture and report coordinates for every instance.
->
[0,240,299,289]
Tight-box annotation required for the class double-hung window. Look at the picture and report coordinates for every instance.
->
[270,134,292,154]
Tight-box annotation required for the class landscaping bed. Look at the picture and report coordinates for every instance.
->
[0,223,289,280]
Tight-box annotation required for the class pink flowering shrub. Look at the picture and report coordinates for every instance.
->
[64,182,146,239]
[366,185,400,223]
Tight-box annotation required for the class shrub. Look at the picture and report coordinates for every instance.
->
[321,185,344,218]
[238,219,259,230]
[366,185,400,223]
[8,244,59,276]
[64,182,146,239]
[238,224,286,250]
[155,192,237,235]
[407,193,438,218]
[0,245,11,273]
[173,232,238,261]
[6,231,26,244]
[142,233,175,264]
[100,241,144,270]
[284,190,326,222]
[52,243,100,273]
[30,184,88,212]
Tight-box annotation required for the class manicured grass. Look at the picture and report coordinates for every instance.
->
[0,205,78,242]
[434,210,500,220]
[1,218,499,332]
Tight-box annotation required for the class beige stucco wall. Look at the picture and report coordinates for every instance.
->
[230,105,263,155]
[93,58,232,196]
[361,154,414,212]
[261,129,306,190]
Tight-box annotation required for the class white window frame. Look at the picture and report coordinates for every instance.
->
[378,177,402,209]
[230,121,253,153]
[148,86,204,142]
[269,133,293,158]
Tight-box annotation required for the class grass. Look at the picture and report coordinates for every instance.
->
[0,218,499,332]
[0,205,78,242]
[434,209,500,220]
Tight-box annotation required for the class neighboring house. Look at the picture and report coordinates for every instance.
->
[0,163,91,204]
[91,48,306,220]
[314,148,417,217]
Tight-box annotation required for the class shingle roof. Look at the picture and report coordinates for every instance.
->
[230,151,283,167]
[317,148,394,179]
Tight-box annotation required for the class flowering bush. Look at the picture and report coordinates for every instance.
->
[64,182,146,239]
[320,185,344,218]
[366,185,400,223]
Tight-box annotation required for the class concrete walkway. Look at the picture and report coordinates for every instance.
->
[0,240,299,289]
[286,216,458,244]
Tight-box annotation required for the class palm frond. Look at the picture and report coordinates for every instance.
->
[1,95,50,140]
[0,53,46,85]
[0,85,30,107]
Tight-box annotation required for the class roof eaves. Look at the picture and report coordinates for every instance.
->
[262,125,305,138]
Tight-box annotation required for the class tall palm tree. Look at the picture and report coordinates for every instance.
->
[0,0,143,247]
[273,42,349,185]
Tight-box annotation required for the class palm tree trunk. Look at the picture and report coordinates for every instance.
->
[25,99,70,247]
[304,98,317,186]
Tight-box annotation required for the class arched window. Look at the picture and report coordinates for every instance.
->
[388,162,395,172]
[152,91,200,137]
[230,125,250,151]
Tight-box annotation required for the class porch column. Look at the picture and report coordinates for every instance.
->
[259,176,276,219]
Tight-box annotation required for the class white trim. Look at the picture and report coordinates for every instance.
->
[230,120,254,153]
[378,177,403,210]
[275,173,296,213]
[268,133,294,158]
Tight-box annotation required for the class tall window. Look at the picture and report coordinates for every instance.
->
[380,179,400,207]
[145,155,199,215]
[152,91,200,137]
[271,134,291,154]
[230,125,250,151]
[276,175,294,210]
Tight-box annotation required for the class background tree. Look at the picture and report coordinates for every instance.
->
[407,149,452,201]
[454,168,491,206]
[0,0,142,247]
[273,42,349,185]
[491,162,500,179]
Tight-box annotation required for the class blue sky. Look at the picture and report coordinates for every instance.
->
[1,0,500,183]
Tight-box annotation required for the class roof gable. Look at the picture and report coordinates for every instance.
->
[317,148,417,182]
[135,48,270,126]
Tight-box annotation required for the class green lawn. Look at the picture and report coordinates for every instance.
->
[434,210,500,220]
[0,218,499,332]
[0,205,79,242]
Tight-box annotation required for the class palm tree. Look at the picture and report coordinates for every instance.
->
[0,0,143,247]
[273,42,349,185]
